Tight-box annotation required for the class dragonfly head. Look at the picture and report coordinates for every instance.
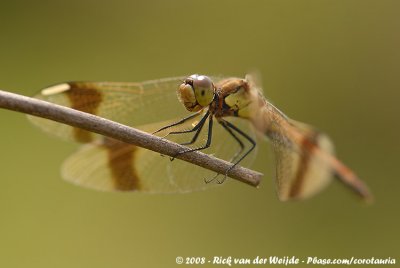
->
[177,74,215,112]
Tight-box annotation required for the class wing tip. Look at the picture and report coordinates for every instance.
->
[41,83,71,96]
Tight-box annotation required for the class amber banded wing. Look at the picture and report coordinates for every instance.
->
[266,118,335,201]
[265,116,371,201]
[28,77,197,143]
[28,76,257,193]
[243,75,334,200]
[243,73,371,201]
[61,118,257,193]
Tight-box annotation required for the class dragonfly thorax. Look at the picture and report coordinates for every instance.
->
[177,74,215,112]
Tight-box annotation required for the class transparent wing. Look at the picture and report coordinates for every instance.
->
[28,77,213,142]
[267,120,334,201]
[244,73,334,201]
[62,118,257,193]
[28,76,258,193]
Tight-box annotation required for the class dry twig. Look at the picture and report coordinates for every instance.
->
[0,89,262,187]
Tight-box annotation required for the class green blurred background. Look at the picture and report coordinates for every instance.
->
[0,0,399,267]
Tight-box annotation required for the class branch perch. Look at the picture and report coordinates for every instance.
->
[0,89,262,187]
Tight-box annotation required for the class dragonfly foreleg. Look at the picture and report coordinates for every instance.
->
[166,110,209,137]
[168,110,211,161]
[152,109,203,136]
[170,114,213,160]
[179,116,206,146]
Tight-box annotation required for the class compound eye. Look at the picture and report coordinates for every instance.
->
[192,75,215,107]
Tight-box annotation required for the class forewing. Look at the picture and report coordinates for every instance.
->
[27,77,190,142]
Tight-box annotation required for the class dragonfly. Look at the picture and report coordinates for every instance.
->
[28,74,372,201]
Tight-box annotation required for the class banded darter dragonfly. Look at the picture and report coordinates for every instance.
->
[28,74,372,201]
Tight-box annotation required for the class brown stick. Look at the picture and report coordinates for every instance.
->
[0,89,262,187]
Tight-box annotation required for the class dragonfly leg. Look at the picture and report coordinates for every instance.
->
[180,117,206,146]
[204,172,225,184]
[206,119,256,184]
[168,111,210,161]
[167,110,209,136]
[152,110,203,135]
[204,174,218,184]
[171,114,213,160]
[218,119,245,163]
[222,119,256,181]
[168,121,206,161]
